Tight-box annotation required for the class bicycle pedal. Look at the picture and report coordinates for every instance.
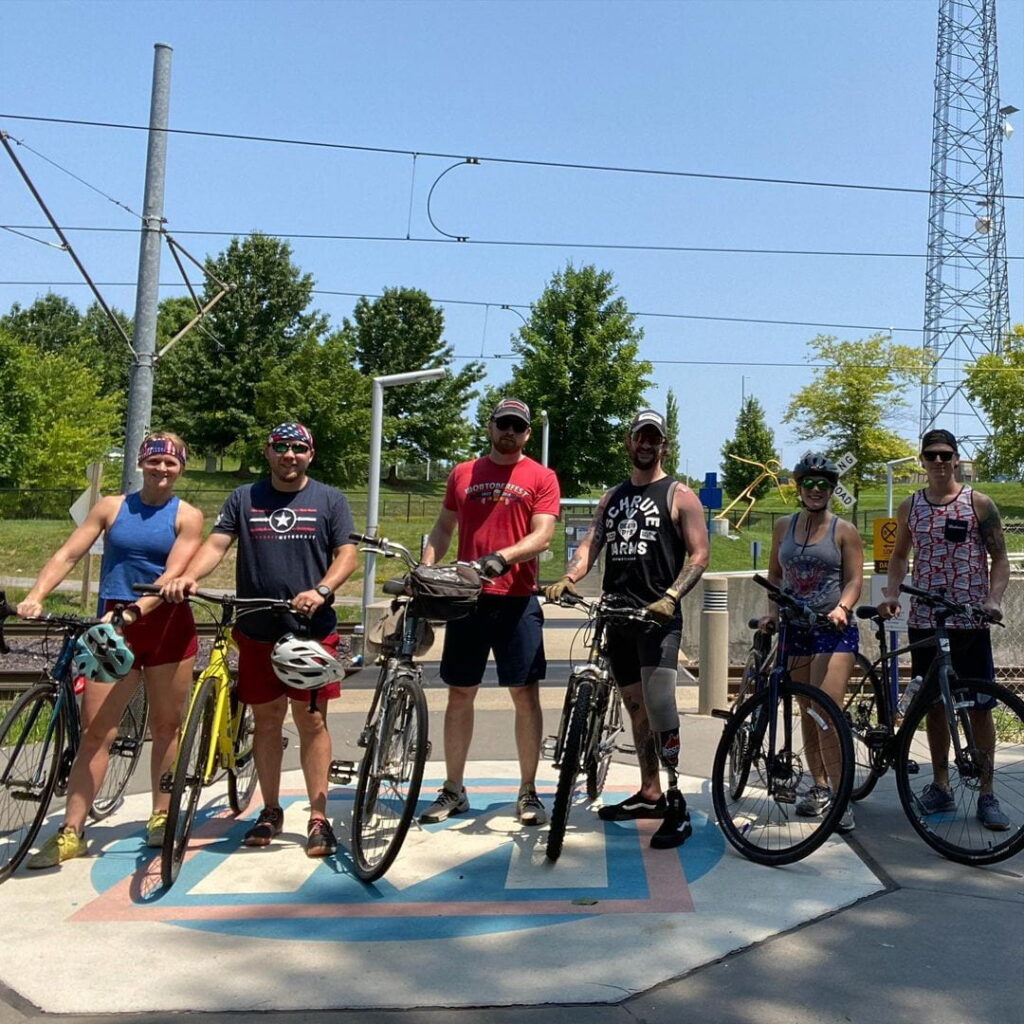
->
[110,739,142,756]
[159,771,174,794]
[906,759,919,775]
[541,737,557,759]
[357,729,370,748]
[865,727,889,748]
[774,787,797,804]
[328,759,356,784]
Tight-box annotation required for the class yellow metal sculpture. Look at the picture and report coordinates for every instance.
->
[714,454,787,532]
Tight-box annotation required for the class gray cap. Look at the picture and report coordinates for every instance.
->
[491,398,531,425]
[629,409,668,437]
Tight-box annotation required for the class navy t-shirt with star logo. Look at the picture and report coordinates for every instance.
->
[213,477,355,642]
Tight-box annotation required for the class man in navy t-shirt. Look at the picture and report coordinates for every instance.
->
[163,423,357,859]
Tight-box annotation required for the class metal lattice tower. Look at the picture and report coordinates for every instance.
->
[921,0,1012,450]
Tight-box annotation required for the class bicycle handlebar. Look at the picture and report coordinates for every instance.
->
[349,533,417,569]
[541,591,657,625]
[132,583,298,613]
[752,574,833,628]
[897,583,1003,626]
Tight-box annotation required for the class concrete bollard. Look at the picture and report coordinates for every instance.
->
[698,576,729,715]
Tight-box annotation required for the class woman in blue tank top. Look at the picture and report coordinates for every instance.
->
[17,433,204,869]
[760,452,863,831]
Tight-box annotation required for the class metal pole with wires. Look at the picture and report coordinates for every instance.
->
[122,43,172,494]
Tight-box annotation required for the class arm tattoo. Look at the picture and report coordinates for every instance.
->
[669,562,706,599]
[979,505,1007,560]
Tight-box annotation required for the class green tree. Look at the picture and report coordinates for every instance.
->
[783,333,925,515]
[663,389,680,477]
[965,324,1024,478]
[342,287,485,479]
[0,329,40,487]
[721,395,777,498]
[1,293,82,351]
[489,263,652,496]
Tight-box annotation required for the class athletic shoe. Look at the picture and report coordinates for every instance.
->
[650,789,692,849]
[598,791,667,821]
[918,783,955,814]
[146,811,167,848]
[27,827,87,869]
[516,785,547,827]
[419,783,469,824]
[243,806,285,847]
[976,794,1010,832]
[795,784,833,817]
[306,817,338,857]
[837,805,856,833]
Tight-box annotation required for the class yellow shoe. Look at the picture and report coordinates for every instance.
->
[27,827,87,869]
[146,811,168,848]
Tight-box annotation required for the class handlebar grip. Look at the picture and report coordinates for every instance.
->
[382,579,407,597]
[132,583,162,595]
[752,574,775,592]
[856,605,879,620]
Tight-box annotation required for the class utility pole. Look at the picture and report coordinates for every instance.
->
[122,43,172,493]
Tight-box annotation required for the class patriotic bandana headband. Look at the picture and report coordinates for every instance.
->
[267,422,314,447]
[138,438,187,466]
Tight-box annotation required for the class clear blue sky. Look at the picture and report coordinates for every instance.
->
[2,0,1021,482]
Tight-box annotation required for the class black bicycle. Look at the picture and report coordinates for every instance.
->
[710,575,855,866]
[0,593,148,883]
[841,583,1024,865]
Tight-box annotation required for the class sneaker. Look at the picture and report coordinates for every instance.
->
[243,806,285,847]
[516,785,547,827]
[598,791,667,821]
[837,805,856,833]
[976,794,1010,832]
[27,826,87,869]
[650,790,692,849]
[306,816,338,857]
[419,783,469,824]
[795,784,833,817]
[146,811,167,848]
[918,783,955,814]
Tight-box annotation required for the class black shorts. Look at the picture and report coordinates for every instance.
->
[605,618,681,688]
[907,627,996,710]
[440,594,546,688]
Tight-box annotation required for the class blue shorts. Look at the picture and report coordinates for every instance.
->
[783,623,859,658]
[907,627,996,711]
[440,594,545,688]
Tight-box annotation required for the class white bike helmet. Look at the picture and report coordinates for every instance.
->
[270,634,345,691]
[72,623,135,683]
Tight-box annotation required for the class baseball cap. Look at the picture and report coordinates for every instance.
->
[491,398,531,425]
[629,410,668,437]
[267,422,314,447]
[920,428,958,453]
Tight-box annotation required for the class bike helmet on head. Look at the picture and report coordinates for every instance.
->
[792,451,839,485]
[72,623,135,683]
[270,634,345,691]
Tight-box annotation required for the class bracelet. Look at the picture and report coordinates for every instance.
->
[838,603,852,615]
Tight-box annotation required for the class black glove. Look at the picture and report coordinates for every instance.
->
[646,592,679,625]
[478,552,511,579]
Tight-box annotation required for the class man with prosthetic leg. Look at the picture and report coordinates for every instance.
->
[545,410,709,848]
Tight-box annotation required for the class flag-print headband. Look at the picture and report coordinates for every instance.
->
[267,422,314,447]
[138,438,187,466]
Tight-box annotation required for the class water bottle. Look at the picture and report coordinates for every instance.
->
[897,675,923,716]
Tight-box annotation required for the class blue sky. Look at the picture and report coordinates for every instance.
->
[2,0,1021,482]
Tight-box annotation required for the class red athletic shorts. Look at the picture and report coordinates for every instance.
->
[103,599,198,669]
[232,629,343,705]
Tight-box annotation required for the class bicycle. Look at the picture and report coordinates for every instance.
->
[0,593,148,883]
[541,593,648,862]
[710,575,855,866]
[841,583,1024,865]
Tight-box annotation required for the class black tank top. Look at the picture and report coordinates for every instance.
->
[601,477,687,607]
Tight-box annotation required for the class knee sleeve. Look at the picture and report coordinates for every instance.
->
[640,666,679,734]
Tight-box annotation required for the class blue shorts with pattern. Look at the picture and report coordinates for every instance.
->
[783,623,859,658]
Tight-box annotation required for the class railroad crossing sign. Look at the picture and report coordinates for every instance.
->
[872,517,898,573]
[831,452,856,509]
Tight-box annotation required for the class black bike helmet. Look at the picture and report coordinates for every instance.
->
[792,451,839,486]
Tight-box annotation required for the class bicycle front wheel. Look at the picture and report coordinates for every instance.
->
[161,679,215,889]
[226,694,257,815]
[0,684,64,882]
[711,681,854,866]
[844,654,886,802]
[586,684,620,802]
[92,680,149,820]
[351,671,427,882]
[894,678,1024,866]
[547,677,592,862]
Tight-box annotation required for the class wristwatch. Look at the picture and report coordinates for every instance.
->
[315,585,333,599]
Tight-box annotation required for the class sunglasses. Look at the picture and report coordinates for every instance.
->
[921,450,955,462]
[494,417,529,432]
[270,442,310,454]
[800,478,833,491]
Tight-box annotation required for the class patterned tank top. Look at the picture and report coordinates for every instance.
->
[908,486,989,629]
[778,514,843,614]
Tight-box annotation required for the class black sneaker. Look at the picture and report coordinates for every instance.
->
[306,817,337,858]
[650,790,692,849]
[598,791,667,821]
[243,806,285,847]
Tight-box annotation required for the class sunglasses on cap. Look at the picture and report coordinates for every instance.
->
[799,478,834,491]
[494,416,529,432]
[270,442,310,454]
[921,450,955,462]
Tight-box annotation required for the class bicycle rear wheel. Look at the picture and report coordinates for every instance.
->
[844,654,886,802]
[547,677,591,862]
[894,678,1024,866]
[711,681,854,866]
[351,671,427,882]
[226,694,257,815]
[91,680,149,820]
[0,684,63,882]
[161,679,215,889]
[586,684,620,802]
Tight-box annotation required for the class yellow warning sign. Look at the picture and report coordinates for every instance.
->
[873,517,898,573]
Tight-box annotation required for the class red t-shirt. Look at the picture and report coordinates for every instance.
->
[444,455,561,596]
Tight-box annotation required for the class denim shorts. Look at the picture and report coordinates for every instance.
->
[783,623,859,657]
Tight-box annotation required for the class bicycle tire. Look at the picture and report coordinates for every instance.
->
[0,683,63,883]
[844,654,885,803]
[726,641,775,800]
[91,680,149,820]
[547,677,592,862]
[161,679,215,889]
[586,685,620,802]
[711,681,855,866]
[894,677,1024,866]
[351,671,427,882]
[226,695,257,815]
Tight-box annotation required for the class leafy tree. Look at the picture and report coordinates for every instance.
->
[721,395,777,498]
[342,287,485,478]
[489,263,652,496]
[1,293,82,351]
[0,329,40,487]
[965,324,1024,478]
[783,333,925,516]
[663,389,680,477]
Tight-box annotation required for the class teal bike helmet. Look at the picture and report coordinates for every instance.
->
[72,623,135,683]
